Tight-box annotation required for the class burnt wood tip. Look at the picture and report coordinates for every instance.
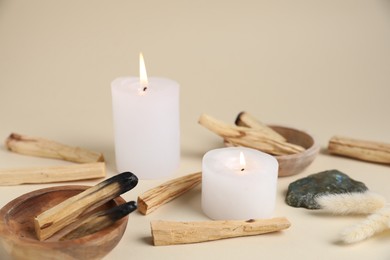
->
[118,178,139,196]
[104,201,137,221]
[234,111,245,126]
[9,133,22,140]
[100,171,138,189]
[5,133,21,148]
[60,201,137,241]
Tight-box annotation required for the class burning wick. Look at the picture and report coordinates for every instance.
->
[239,152,246,172]
[139,52,148,93]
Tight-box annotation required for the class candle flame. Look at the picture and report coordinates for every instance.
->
[239,152,246,171]
[139,52,148,93]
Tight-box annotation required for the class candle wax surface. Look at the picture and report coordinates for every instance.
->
[111,77,180,179]
[202,147,278,220]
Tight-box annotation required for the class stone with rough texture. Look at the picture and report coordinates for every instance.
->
[285,169,368,209]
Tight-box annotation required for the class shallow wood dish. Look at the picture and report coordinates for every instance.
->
[0,185,128,260]
[270,125,319,177]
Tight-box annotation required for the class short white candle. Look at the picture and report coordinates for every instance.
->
[202,147,278,220]
[111,53,180,179]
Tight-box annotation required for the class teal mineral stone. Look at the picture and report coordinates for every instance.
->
[285,169,368,209]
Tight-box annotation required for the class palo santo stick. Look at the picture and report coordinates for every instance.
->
[138,172,201,215]
[151,217,291,246]
[34,172,138,241]
[61,201,137,240]
[5,133,104,163]
[328,136,390,164]
[235,111,286,142]
[199,114,304,155]
[225,136,303,156]
[0,162,105,185]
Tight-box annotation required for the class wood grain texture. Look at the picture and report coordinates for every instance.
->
[151,217,291,246]
[138,172,201,215]
[0,162,106,185]
[199,114,304,155]
[328,136,390,164]
[235,111,286,142]
[5,133,104,163]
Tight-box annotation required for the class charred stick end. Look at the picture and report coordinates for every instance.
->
[61,201,137,240]
[60,201,137,241]
[234,111,246,126]
[5,133,21,150]
[99,172,138,191]
[103,201,137,222]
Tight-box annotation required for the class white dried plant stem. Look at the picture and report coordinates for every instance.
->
[340,206,390,244]
[316,191,386,215]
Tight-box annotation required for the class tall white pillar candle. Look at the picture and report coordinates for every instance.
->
[111,57,180,179]
[202,147,278,220]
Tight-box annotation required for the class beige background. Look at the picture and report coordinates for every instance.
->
[1,0,390,259]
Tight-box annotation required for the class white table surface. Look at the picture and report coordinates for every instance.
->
[1,1,389,259]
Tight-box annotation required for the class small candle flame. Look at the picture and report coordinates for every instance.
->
[239,152,246,171]
[139,52,148,93]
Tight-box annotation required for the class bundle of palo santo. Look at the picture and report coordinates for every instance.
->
[198,112,305,156]
[1,133,106,185]
[137,172,291,246]
[34,172,138,241]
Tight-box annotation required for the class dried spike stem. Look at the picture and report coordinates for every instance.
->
[340,206,390,243]
[315,192,386,215]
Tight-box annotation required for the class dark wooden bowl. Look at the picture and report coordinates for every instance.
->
[270,125,319,177]
[0,185,128,260]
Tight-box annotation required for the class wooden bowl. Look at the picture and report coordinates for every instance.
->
[270,125,319,177]
[0,185,129,260]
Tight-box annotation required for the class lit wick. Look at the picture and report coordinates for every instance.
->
[139,52,148,93]
[239,152,246,172]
